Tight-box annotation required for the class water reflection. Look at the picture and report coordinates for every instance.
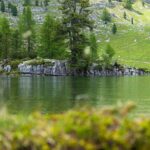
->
[0,76,150,114]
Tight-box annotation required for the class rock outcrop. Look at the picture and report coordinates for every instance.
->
[18,60,68,76]
[0,59,147,76]
[17,60,146,76]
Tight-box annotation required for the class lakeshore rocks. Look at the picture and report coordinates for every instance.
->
[17,59,146,76]
[0,59,147,76]
[3,65,11,72]
[18,60,69,76]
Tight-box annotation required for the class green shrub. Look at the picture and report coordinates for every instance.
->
[101,44,115,68]
[123,0,132,10]
[10,60,22,70]
[1,103,150,149]
[112,23,117,34]
[24,58,54,66]
[101,8,111,24]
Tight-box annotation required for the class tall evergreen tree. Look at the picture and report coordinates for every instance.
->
[0,17,11,59]
[39,14,66,58]
[11,29,22,58]
[11,5,18,16]
[60,0,93,65]
[101,8,111,24]
[18,6,36,56]
[35,0,39,6]
[90,33,98,61]
[8,2,12,10]
[1,0,5,12]
[102,44,115,67]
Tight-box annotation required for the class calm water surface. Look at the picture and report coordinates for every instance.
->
[0,75,150,114]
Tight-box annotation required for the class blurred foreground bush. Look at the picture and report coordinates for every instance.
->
[0,103,150,150]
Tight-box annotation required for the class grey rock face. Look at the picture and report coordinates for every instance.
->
[144,0,150,3]
[17,60,146,76]
[18,60,69,76]
[3,65,11,72]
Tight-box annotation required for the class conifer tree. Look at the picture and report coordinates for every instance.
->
[90,33,98,61]
[11,29,22,58]
[102,44,115,67]
[11,5,18,16]
[131,17,134,24]
[0,17,11,58]
[8,2,12,10]
[39,14,66,58]
[112,23,117,34]
[24,0,31,6]
[123,11,127,19]
[1,0,5,12]
[35,0,39,6]
[124,0,132,10]
[101,8,111,24]
[18,6,36,57]
[60,0,93,65]
[44,0,49,6]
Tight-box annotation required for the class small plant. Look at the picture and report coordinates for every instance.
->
[112,23,117,34]
[101,8,111,24]
[142,0,145,7]
[123,11,127,19]
[10,60,22,70]
[90,33,98,61]
[131,17,134,24]
[102,44,115,67]
[108,0,112,4]
[123,0,132,10]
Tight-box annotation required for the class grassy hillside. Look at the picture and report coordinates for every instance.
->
[91,0,150,70]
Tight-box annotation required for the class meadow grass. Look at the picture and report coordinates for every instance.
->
[95,1,150,70]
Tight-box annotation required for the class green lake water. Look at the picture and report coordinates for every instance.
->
[0,75,150,115]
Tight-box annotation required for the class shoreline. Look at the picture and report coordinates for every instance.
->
[0,59,149,77]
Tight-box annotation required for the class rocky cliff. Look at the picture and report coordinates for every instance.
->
[0,59,146,76]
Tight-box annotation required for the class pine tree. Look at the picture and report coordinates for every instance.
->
[11,5,18,16]
[18,6,36,57]
[101,8,111,24]
[39,14,66,58]
[123,11,127,19]
[1,0,5,12]
[60,0,93,65]
[35,0,39,6]
[124,0,132,10]
[102,44,115,67]
[142,1,145,7]
[8,2,12,10]
[131,17,134,24]
[90,33,98,61]
[11,29,22,58]
[44,0,49,7]
[0,17,11,59]
[112,23,117,34]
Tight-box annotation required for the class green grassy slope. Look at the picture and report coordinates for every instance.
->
[92,0,150,70]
